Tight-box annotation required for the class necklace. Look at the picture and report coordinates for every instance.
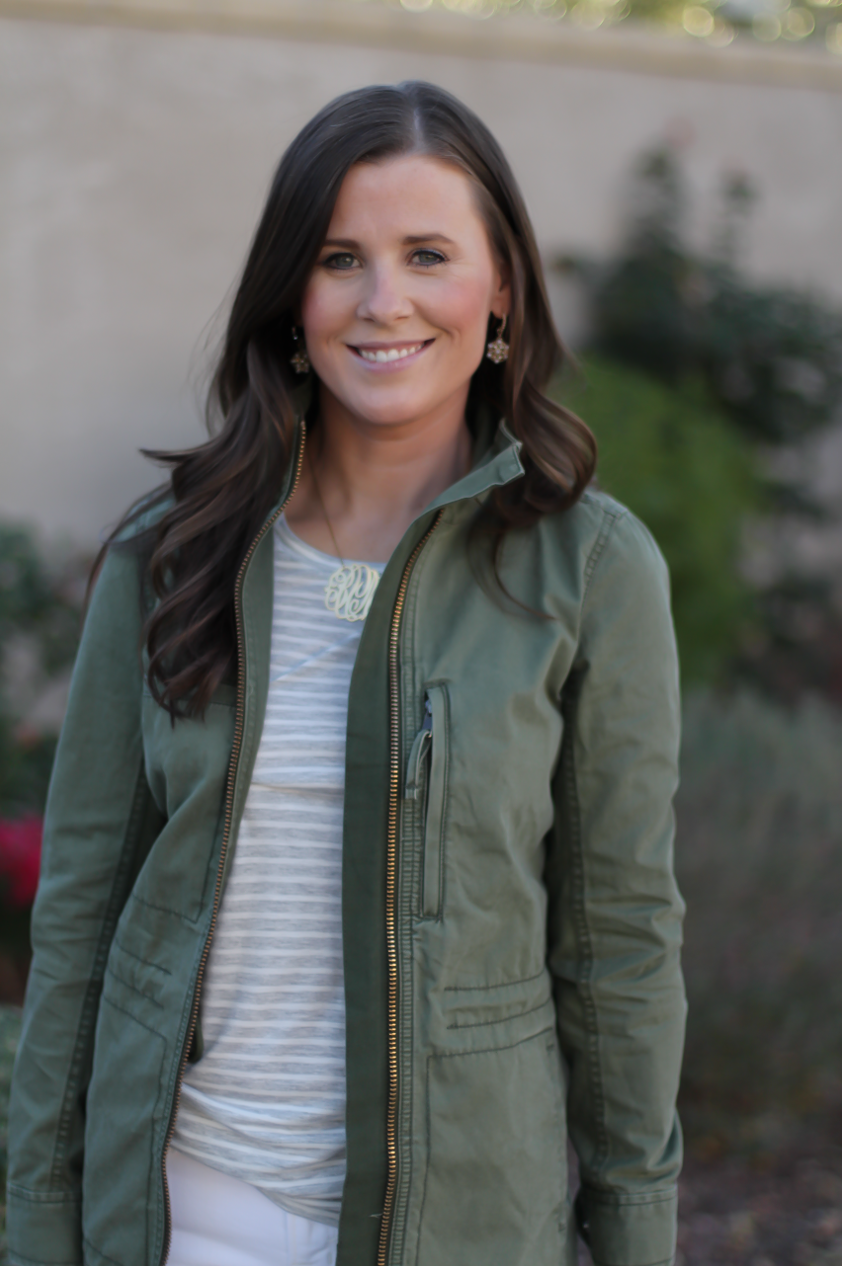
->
[308,452,382,623]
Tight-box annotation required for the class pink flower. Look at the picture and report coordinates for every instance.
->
[0,817,43,910]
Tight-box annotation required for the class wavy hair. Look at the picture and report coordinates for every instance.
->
[101,81,596,718]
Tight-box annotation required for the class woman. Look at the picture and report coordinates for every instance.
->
[7,82,685,1266]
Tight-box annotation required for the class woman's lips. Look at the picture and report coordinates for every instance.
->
[349,339,433,365]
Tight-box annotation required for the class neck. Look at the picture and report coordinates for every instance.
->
[285,382,473,564]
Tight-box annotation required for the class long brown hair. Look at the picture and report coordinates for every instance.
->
[103,81,596,718]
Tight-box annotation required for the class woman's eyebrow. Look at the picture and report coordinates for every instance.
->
[320,234,458,249]
[403,234,457,246]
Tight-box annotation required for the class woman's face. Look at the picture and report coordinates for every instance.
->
[300,153,510,430]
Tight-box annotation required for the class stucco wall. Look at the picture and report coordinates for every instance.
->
[2,10,841,544]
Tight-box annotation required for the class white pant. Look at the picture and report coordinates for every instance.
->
[166,1149,339,1266]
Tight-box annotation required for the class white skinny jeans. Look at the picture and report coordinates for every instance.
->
[166,1149,339,1266]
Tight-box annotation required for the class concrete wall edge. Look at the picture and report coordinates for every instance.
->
[2,0,842,92]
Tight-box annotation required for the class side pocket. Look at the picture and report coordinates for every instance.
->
[417,1030,568,1266]
[420,683,449,919]
[82,996,167,1264]
[403,685,451,920]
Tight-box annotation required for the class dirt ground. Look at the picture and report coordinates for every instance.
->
[675,1142,842,1266]
[570,1118,842,1266]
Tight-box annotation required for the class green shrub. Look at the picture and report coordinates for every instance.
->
[0,525,82,821]
[563,145,842,447]
[550,357,759,684]
[676,689,842,1154]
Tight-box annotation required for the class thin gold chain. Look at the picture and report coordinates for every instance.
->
[308,446,346,566]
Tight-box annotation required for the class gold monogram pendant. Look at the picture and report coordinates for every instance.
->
[324,563,381,622]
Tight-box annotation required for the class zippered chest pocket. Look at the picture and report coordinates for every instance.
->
[404,683,450,919]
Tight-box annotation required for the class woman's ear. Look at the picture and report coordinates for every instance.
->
[492,263,512,322]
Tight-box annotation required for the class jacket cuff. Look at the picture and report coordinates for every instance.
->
[5,1184,82,1266]
[576,1185,678,1266]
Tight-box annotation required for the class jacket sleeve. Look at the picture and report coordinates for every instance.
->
[546,505,686,1266]
[6,543,162,1266]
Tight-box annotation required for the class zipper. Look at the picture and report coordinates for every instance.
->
[378,510,443,1266]
[158,424,307,1265]
[418,684,448,921]
[403,697,432,803]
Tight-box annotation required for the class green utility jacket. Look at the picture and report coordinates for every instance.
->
[7,416,685,1266]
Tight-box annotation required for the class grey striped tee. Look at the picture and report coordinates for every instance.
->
[171,514,381,1228]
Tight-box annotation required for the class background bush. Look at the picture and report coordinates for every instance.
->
[558,143,842,703]
[676,690,842,1156]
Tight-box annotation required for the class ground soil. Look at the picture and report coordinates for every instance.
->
[675,1144,842,1266]
[572,1118,842,1266]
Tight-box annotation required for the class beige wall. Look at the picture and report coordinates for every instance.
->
[2,10,842,544]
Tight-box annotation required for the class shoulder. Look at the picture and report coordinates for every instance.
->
[111,486,174,545]
[88,486,173,615]
[538,487,670,602]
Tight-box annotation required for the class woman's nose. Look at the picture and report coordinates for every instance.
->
[357,263,413,326]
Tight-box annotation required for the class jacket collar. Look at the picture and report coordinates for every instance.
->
[424,413,524,515]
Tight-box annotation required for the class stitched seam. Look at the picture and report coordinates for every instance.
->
[6,1184,79,1204]
[561,673,609,1169]
[7,1253,79,1266]
[444,967,546,992]
[591,1257,675,1266]
[105,968,164,1009]
[113,937,172,975]
[584,1187,677,1207]
[98,993,167,1041]
[83,1235,125,1266]
[49,759,151,1189]
[129,892,201,925]
[446,997,551,1030]
[432,1027,554,1061]
[582,505,625,603]
[417,1058,433,1263]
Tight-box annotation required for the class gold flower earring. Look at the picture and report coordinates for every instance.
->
[486,315,509,364]
[290,325,311,374]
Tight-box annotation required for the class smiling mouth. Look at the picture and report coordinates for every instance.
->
[351,340,433,363]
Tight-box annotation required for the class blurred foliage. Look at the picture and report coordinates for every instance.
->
[550,357,759,683]
[381,0,842,53]
[561,146,842,448]
[558,144,842,700]
[0,724,56,826]
[0,526,82,821]
[0,527,81,685]
[676,689,842,1156]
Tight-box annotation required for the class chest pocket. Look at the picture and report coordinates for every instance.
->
[405,682,450,919]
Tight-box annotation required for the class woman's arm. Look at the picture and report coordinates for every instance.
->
[546,504,686,1266]
[6,543,164,1266]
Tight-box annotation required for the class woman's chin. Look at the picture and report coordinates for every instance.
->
[331,386,453,431]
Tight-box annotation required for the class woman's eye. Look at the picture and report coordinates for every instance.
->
[412,249,446,267]
[323,252,358,271]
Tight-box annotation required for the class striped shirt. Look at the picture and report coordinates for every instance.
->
[171,514,381,1228]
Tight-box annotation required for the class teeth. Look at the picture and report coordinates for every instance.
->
[359,343,423,363]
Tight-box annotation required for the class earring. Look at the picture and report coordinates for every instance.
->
[486,315,509,364]
[290,325,311,375]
